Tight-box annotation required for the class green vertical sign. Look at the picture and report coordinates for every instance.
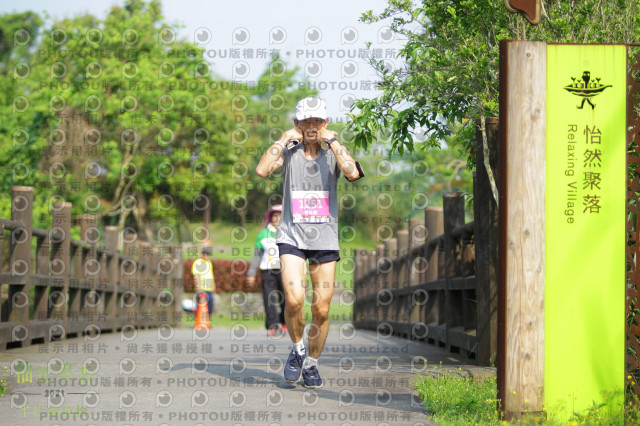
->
[546,44,626,417]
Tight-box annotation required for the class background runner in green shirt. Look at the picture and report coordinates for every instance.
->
[247,205,287,337]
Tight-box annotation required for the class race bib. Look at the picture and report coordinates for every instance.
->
[291,191,330,223]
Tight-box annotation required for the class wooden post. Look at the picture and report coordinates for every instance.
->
[443,193,465,351]
[133,238,143,328]
[357,249,370,325]
[353,250,362,324]
[50,202,71,334]
[368,249,376,321]
[104,226,119,331]
[424,207,444,332]
[171,245,184,326]
[396,230,410,325]
[353,248,367,322]
[9,186,33,346]
[353,249,360,316]
[475,118,500,366]
[498,40,546,417]
[34,232,51,340]
[156,248,169,324]
[424,208,443,284]
[122,230,138,326]
[123,228,137,258]
[79,215,99,324]
[375,244,385,323]
[139,241,151,328]
[363,250,372,299]
[151,247,161,325]
[353,248,362,288]
[67,222,82,334]
[151,246,159,325]
[384,238,397,288]
[408,219,426,286]
[384,238,397,323]
[396,231,409,259]
[396,230,409,288]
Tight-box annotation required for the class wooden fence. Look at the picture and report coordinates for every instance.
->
[353,197,479,355]
[353,120,500,365]
[0,186,183,350]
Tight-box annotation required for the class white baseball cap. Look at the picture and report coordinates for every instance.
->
[295,97,327,120]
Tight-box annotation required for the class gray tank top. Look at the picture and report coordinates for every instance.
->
[276,143,341,250]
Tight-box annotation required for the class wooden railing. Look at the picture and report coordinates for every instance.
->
[0,186,183,350]
[353,196,479,353]
[352,120,499,365]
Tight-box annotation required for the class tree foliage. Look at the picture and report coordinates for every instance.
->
[348,0,640,158]
[0,0,314,243]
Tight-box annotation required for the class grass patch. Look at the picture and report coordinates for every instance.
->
[0,365,8,397]
[413,368,499,425]
[413,368,640,425]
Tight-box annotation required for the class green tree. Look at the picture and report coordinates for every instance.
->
[347,0,640,160]
[1,1,235,238]
[0,11,46,220]
[0,0,321,244]
[0,1,316,244]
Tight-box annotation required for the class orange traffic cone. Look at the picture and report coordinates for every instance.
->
[194,293,210,330]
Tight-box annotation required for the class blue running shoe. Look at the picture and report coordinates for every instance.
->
[284,349,306,382]
[302,365,323,389]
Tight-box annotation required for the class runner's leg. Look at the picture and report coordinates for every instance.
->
[280,254,307,344]
[307,260,336,359]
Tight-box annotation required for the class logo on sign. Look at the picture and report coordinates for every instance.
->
[563,71,611,110]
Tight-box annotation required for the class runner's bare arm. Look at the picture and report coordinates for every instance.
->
[255,143,285,177]
[256,128,302,177]
[320,129,362,181]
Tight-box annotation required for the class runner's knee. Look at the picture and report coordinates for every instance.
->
[310,302,330,321]
[285,297,304,313]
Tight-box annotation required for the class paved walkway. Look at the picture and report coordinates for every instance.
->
[0,322,493,426]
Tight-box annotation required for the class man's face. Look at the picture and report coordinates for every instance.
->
[295,117,328,142]
[270,211,281,228]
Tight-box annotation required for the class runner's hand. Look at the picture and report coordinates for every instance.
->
[318,128,337,142]
[281,127,303,143]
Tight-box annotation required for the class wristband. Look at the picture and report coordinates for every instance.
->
[325,137,337,148]
[273,140,285,149]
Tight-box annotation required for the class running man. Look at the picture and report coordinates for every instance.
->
[255,97,364,388]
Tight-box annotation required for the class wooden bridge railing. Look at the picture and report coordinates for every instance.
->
[0,186,183,350]
[353,195,479,355]
[353,119,500,365]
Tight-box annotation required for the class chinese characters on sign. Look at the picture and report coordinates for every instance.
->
[564,124,605,223]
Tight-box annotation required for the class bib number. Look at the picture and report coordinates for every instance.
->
[292,191,330,223]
